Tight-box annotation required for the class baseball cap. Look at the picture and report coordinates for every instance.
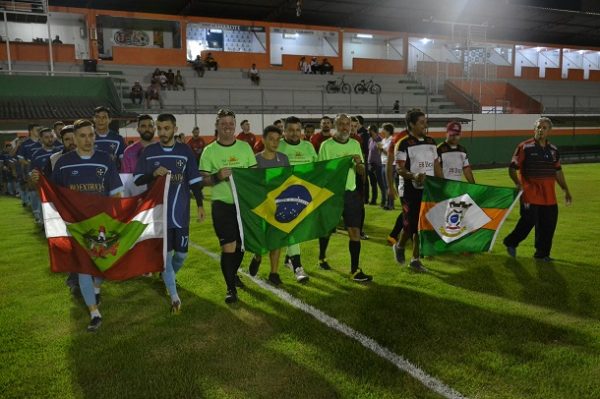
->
[446,121,461,135]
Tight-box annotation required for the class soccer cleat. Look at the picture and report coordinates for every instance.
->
[225,289,238,304]
[95,293,101,306]
[409,259,428,273]
[506,245,517,258]
[294,267,309,283]
[386,236,397,246]
[318,258,331,270]
[170,300,181,314]
[393,243,405,264]
[360,232,369,240]
[351,269,373,282]
[86,316,102,332]
[248,257,261,277]
[534,256,554,263]
[268,273,283,286]
[234,274,245,289]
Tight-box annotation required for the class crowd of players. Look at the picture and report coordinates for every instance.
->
[0,106,570,332]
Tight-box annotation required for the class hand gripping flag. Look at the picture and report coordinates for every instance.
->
[231,157,353,254]
[418,176,521,256]
[39,174,169,280]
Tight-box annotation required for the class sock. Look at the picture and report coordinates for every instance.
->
[319,237,330,260]
[349,240,361,273]
[291,255,301,271]
[90,309,101,319]
[170,293,181,303]
[390,213,404,239]
[411,257,419,263]
[94,287,101,294]
[221,252,237,291]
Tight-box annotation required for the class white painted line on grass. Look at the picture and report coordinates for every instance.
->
[189,241,467,399]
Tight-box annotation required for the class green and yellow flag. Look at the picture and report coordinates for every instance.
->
[419,176,521,256]
[231,157,353,254]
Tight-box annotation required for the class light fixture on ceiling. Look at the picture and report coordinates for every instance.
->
[420,38,431,44]
[284,33,299,39]
[356,33,373,39]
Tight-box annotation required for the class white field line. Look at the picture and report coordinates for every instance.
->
[188,241,467,399]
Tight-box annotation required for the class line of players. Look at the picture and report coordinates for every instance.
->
[5,106,475,332]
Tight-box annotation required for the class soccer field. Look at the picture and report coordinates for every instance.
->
[1,163,599,399]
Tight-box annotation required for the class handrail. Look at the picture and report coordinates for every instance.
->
[0,70,110,77]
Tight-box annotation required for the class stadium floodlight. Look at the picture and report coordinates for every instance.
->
[284,33,299,39]
[356,34,373,39]
[420,38,431,44]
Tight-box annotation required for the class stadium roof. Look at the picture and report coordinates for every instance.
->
[46,0,600,48]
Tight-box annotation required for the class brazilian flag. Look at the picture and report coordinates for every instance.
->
[231,157,353,254]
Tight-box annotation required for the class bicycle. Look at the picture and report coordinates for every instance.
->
[354,79,382,95]
[325,75,352,94]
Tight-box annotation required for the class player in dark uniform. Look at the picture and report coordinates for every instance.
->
[93,106,125,170]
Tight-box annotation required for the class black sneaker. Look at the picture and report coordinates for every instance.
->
[86,316,102,332]
[319,258,331,270]
[234,274,245,289]
[170,300,181,314]
[360,232,369,240]
[95,293,101,305]
[248,257,261,277]
[409,259,428,273]
[268,273,282,286]
[351,269,373,282]
[393,244,405,264]
[534,255,554,263]
[506,245,517,258]
[225,289,238,304]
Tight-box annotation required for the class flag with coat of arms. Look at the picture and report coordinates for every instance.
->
[39,174,169,279]
[231,157,353,254]
[418,176,521,255]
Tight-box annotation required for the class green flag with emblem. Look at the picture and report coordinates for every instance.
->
[231,157,353,254]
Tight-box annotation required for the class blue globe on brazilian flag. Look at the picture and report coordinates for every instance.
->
[231,157,353,254]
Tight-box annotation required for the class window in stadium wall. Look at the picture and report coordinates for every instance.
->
[96,16,181,60]
[342,32,403,70]
[270,28,339,65]
[186,23,266,60]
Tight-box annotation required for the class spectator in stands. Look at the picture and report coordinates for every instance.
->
[158,72,168,90]
[204,52,218,71]
[192,55,205,77]
[303,123,315,141]
[166,69,175,90]
[237,120,256,148]
[320,58,334,75]
[146,79,163,109]
[187,127,205,163]
[130,81,144,105]
[393,100,400,113]
[52,35,62,44]
[152,68,162,81]
[249,64,260,85]
[310,57,319,74]
[174,70,185,90]
[299,56,311,74]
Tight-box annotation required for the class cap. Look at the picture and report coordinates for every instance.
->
[446,121,461,135]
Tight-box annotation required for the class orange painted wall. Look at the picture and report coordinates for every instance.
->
[352,58,406,74]
[520,66,540,79]
[567,69,584,80]
[589,70,600,81]
[544,68,561,80]
[0,43,76,63]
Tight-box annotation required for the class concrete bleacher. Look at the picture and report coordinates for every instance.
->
[509,79,600,113]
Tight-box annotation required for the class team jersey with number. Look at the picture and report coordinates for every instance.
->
[199,139,257,204]
[437,142,470,181]
[317,137,363,191]
[52,150,123,196]
[395,134,438,191]
[134,142,203,229]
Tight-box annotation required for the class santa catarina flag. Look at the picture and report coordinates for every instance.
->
[39,174,169,280]
[231,157,353,254]
[418,176,521,256]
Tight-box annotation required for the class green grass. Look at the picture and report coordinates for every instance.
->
[1,163,599,398]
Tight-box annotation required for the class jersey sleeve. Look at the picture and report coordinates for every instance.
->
[116,135,126,160]
[553,146,561,171]
[510,144,524,170]
[133,148,149,181]
[317,142,327,161]
[199,146,214,173]
[106,158,124,196]
[186,148,203,185]
[395,140,407,165]
[51,159,64,186]
[246,144,258,167]
[462,148,471,168]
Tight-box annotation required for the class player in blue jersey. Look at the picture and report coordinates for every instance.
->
[93,106,125,170]
[134,113,206,314]
[16,124,41,207]
[52,119,123,332]
[29,128,61,225]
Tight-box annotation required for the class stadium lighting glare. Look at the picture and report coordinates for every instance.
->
[284,33,299,39]
[356,33,373,39]
[578,50,586,54]
[420,38,431,44]
[534,47,542,52]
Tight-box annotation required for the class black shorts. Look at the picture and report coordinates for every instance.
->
[342,190,364,228]
[211,200,240,246]
[401,188,423,236]
[167,227,190,253]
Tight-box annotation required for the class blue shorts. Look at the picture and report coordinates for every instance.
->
[167,227,190,253]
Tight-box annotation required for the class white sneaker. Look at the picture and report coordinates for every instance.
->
[294,266,309,283]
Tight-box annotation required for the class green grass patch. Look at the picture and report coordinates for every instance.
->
[1,163,599,398]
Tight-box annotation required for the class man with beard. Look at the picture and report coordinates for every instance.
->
[93,106,125,170]
[317,114,373,282]
[199,108,257,304]
[134,114,206,314]
[122,115,155,174]
[310,116,333,152]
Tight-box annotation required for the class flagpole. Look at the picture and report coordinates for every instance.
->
[229,172,246,252]
[488,190,522,252]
